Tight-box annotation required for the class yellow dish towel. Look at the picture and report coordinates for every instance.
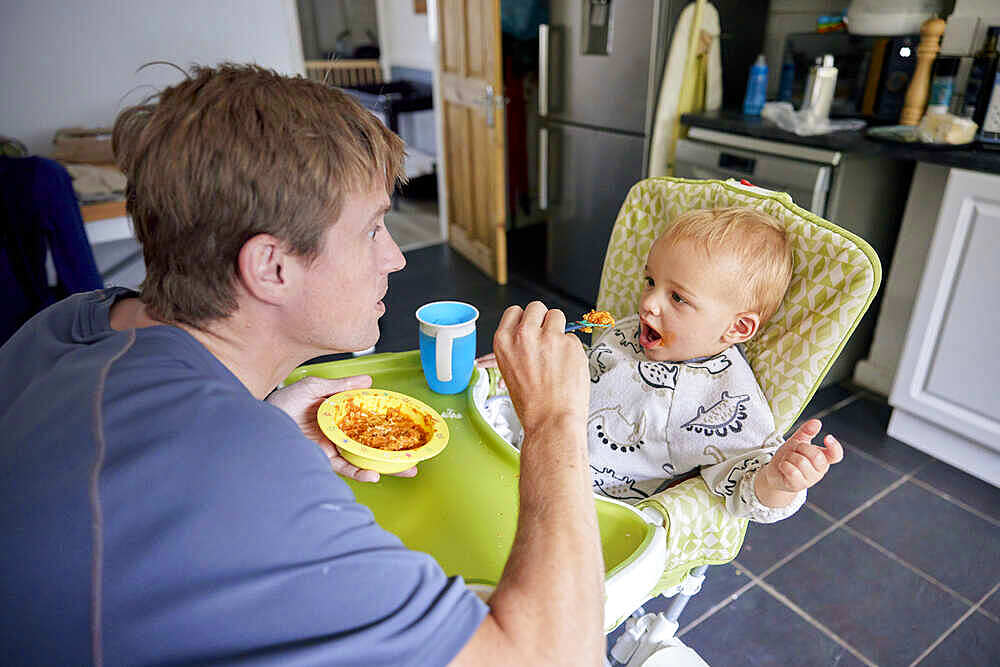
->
[648,0,722,178]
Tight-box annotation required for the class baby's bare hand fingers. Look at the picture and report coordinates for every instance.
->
[786,452,821,478]
[823,434,844,463]
[799,445,829,472]
[778,461,809,490]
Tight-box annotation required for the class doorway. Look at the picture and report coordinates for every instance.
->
[297,0,445,252]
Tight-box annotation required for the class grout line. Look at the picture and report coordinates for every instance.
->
[753,475,912,581]
[907,475,1000,529]
[839,437,919,477]
[721,563,879,667]
[806,471,988,610]
[836,519,983,608]
[676,565,759,637]
[910,580,1000,666]
[675,475,912,646]
[808,393,861,421]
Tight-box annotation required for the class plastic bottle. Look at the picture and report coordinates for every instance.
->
[961,26,999,123]
[778,52,795,102]
[802,57,822,111]
[742,54,768,116]
[804,54,838,124]
[979,70,1000,147]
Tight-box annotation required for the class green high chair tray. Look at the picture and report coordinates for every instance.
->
[286,350,664,629]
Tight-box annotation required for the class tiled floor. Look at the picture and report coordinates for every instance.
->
[358,231,1000,667]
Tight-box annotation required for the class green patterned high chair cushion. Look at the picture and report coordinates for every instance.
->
[598,177,881,597]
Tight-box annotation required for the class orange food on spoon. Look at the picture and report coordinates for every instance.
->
[580,309,615,333]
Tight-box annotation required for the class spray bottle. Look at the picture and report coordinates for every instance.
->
[742,54,769,116]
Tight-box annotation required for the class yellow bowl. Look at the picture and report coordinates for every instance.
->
[316,388,450,474]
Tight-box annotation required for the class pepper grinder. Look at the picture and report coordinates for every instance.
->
[900,17,947,125]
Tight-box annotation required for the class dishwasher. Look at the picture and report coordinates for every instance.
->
[673,126,914,387]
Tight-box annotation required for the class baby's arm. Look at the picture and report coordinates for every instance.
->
[754,419,843,508]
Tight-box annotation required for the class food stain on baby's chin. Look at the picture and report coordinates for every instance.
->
[660,330,676,346]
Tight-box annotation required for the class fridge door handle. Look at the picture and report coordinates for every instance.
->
[539,127,549,210]
[539,24,549,116]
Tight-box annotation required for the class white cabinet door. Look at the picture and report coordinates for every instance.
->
[889,168,1000,487]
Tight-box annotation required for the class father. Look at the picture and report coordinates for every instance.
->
[0,64,603,665]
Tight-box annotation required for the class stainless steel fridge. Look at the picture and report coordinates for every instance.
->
[538,0,767,305]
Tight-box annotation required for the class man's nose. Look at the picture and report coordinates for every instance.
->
[383,235,406,273]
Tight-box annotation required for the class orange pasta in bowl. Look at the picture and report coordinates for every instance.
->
[316,388,450,473]
[338,400,434,451]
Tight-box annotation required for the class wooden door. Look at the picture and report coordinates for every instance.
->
[436,0,508,284]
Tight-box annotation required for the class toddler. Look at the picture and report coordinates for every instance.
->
[482,207,843,523]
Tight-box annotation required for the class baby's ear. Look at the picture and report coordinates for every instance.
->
[724,312,760,344]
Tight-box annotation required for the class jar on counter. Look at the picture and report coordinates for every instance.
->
[927,56,959,114]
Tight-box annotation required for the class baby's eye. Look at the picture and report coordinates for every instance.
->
[643,276,654,288]
[671,292,686,304]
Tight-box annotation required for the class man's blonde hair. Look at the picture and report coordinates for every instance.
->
[661,207,793,325]
[113,63,405,327]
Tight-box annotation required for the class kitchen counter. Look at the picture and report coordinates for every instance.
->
[681,110,1000,174]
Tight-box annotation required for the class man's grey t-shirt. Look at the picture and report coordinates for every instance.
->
[0,289,487,665]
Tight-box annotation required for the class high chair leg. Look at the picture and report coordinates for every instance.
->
[609,564,711,666]
[664,564,709,623]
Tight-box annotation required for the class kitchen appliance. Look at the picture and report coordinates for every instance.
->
[538,0,767,306]
[673,127,912,386]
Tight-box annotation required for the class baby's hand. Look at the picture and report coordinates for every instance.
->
[756,419,843,507]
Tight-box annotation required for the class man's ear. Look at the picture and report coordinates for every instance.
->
[236,233,291,305]
[724,312,760,344]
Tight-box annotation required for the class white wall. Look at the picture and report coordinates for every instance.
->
[0,0,305,156]
[374,0,434,71]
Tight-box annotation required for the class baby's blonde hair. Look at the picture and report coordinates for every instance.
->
[661,207,793,325]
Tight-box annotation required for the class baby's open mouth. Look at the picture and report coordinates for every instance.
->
[639,320,663,348]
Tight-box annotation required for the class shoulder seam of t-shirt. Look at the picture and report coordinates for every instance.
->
[89,326,136,667]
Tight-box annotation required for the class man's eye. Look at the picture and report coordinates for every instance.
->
[369,225,380,240]
[672,292,686,304]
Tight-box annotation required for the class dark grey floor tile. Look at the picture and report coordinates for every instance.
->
[678,563,753,627]
[820,396,932,473]
[679,585,867,667]
[765,527,969,666]
[981,587,1000,619]
[605,565,753,653]
[848,481,1000,603]
[801,384,855,418]
[736,506,833,575]
[919,609,1000,666]
[915,459,1000,523]
[807,443,902,519]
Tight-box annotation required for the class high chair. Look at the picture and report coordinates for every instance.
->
[286,176,881,667]
[595,176,881,664]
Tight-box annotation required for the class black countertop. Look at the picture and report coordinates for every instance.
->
[681,110,1000,174]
